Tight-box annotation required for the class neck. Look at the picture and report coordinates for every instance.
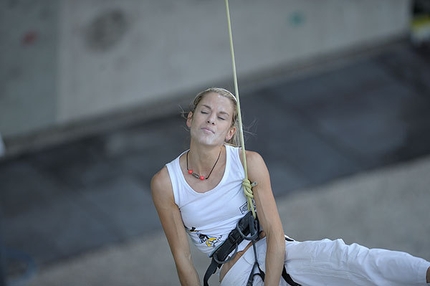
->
[187,143,223,175]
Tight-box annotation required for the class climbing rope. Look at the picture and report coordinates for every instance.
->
[224,0,256,218]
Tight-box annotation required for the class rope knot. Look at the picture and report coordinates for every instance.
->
[242,179,257,218]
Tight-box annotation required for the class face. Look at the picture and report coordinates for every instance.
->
[187,92,236,146]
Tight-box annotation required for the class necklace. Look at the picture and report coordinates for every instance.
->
[186,149,222,180]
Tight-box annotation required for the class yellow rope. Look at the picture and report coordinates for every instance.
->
[225,0,256,218]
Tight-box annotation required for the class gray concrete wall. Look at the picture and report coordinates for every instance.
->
[0,0,59,137]
[0,0,411,141]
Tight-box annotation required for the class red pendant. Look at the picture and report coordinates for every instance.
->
[199,175,205,180]
[188,169,193,174]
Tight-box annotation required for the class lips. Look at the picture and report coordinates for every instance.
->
[201,127,215,134]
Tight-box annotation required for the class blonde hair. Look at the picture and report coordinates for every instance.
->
[188,87,239,146]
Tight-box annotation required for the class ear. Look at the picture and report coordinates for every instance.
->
[225,126,237,142]
[186,112,193,128]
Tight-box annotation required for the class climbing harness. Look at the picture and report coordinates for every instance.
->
[203,211,258,286]
[202,2,302,285]
[202,212,301,286]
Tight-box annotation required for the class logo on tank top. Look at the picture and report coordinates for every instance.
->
[239,201,255,214]
[189,227,223,248]
[199,233,223,248]
[239,202,248,214]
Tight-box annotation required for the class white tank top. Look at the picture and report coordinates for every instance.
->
[166,144,251,256]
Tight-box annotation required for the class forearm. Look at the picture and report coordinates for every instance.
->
[264,234,285,286]
[177,268,200,286]
[175,256,201,286]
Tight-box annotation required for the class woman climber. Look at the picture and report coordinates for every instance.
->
[151,87,430,286]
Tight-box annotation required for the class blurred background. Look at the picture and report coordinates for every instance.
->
[1,0,430,285]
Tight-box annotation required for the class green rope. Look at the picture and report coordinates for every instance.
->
[225,0,256,218]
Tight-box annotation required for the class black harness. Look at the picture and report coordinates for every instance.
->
[203,212,301,286]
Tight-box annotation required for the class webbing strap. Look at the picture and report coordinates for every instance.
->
[247,241,265,286]
[203,258,218,286]
[282,267,302,286]
[203,211,256,286]
[247,263,301,286]
[246,236,301,286]
[247,266,301,286]
[203,232,301,286]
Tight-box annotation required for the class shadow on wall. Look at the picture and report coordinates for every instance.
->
[0,134,5,158]
[0,212,36,286]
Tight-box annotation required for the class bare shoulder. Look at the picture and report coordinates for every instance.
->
[243,150,270,183]
[151,166,173,202]
[151,166,170,188]
[244,150,265,165]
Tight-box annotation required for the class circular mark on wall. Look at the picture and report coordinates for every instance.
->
[289,11,305,27]
[85,9,128,52]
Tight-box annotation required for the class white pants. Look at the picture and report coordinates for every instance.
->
[220,238,430,286]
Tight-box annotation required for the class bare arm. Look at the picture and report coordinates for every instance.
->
[151,167,201,286]
[246,151,285,286]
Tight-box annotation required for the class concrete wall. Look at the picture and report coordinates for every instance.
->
[0,0,59,137]
[0,0,411,142]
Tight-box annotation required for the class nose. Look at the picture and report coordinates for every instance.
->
[207,113,216,124]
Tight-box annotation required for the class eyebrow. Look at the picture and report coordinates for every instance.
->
[201,104,230,116]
